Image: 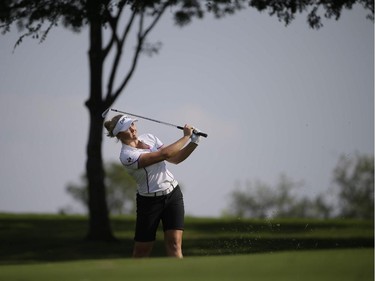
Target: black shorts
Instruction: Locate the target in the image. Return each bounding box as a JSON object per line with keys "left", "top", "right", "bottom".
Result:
{"left": 134, "top": 185, "right": 185, "bottom": 242}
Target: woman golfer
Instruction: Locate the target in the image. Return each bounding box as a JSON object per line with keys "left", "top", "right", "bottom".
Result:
{"left": 104, "top": 114, "right": 201, "bottom": 258}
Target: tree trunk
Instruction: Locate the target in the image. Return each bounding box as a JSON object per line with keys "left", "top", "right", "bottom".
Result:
{"left": 85, "top": 0, "right": 115, "bottom": 241}
{"left": 85, "top": 109, "right": 114, "bottom": 241}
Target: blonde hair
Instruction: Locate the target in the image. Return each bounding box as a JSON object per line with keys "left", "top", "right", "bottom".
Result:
{"left": 104, "top": 114, "right": 123, "bottom": 138}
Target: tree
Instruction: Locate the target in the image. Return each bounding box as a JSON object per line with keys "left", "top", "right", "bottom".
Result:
{"left": 1, "top": 0, "right": 372, "bottom": 240}
{"left": 227, "top": 175, "right": 332, "bottom": 219}
{"left": 66, "top": 162, "right": 137, "bottom": 215}
{"left": 229, "top": 180, "right": 276, "bottom": 218}
{"left": 333, "top": 153, "right": 374, "bottom": 219}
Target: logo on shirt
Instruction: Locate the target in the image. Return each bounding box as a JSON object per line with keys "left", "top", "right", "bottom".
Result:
{"left": 127, "top": 157, "right": 132, "bottom": 163}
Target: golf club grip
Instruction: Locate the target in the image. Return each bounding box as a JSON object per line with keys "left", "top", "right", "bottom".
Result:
{"left": 177, "top": 126, "right": 208, "bottom": 138}
{"left": 197, "top": 132, "right": 208, "bottom": 138}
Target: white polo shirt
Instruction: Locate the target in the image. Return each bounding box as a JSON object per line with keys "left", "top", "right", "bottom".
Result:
{"left": 119, "top": 134, "right": 177, "bottom": 194}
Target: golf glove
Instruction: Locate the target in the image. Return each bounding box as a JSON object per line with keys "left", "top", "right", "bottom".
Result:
{"left": 191, "top": 128, "right": 201, "bottom": 145}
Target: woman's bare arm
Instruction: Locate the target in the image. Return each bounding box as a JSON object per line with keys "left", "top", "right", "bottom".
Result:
{"left": 138, "top": 125, "right": 193, "bottom": 168}
{"left": 166, "top": 142, "right": 197, "bottom": 164}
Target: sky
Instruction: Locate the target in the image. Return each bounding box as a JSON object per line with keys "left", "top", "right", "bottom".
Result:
{"left": 0, "top": 5, "right": 373, "bottom": 217}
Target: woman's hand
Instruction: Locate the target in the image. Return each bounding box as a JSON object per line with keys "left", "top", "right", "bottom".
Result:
{"left": 183, "top": 124, "right": 194, "bottom": 138}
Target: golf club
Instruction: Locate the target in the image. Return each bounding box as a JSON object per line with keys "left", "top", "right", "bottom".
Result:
{"left": 102, "top": 108, "right": 208, "bottom": 138}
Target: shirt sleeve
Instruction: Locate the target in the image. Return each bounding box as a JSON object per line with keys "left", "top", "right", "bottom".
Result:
{"left": 120, "top": 149, "right": 141, "bottom": 170}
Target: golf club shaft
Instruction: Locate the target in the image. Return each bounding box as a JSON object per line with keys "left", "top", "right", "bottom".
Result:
{"left": 110, "top": 108, "right": 208, "bottom": 138}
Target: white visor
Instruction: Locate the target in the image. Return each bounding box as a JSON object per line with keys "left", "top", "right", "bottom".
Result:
{"left": 112, "top": 115, "right": 137, "bottom": 136}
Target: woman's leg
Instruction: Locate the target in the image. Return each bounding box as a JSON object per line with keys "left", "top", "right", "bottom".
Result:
{"left": 164, "top": 229, "right": 183, "bottom": 258}
{"left": 132, "top": 241, "right": 154, "bottom": 258}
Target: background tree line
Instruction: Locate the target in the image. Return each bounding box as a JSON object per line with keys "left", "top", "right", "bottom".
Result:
{"left": 226, "top": 153, "right": 374, "bottom": 219}
{"left": 64, "top": 153, "right": 373, "bottom": 220}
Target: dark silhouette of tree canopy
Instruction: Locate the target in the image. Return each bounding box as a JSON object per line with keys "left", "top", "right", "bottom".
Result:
{"left": 1, "top": 0, "right": 373, "bottom": 240}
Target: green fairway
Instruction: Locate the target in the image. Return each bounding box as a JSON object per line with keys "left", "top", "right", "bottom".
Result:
{"left": 0, "top": 249, "right": 373, "bottom": 281}
{"left": 0, "top": 214, "right": 373, "bottom": 280}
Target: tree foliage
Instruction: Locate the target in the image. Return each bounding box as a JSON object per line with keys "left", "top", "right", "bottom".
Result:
{"left": 333, "top": 153, "right": 374, "bottom": 219}
{"left": 1, "top": 0, "right": 373, "bottom": 45}
{"left": 66, "top": 162, "right": 137, "bottom": 215}
{"left": 227, "top": 174, "right": 332, "bottom": 219}
{"left": 227, "top": 154, "right": 373, "bottom": 219}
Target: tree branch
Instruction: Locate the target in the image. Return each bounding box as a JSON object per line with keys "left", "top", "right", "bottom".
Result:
{"left": 102, "top": 2, "right": 129, "bottom": 58}
{"left": 105, "top": 7, "right": 138, "bottom": 104}
{"left": 109, "top": 2, "right": 169, "bottom": 104}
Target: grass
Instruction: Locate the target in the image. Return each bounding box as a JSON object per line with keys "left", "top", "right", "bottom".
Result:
{"left": 0, "top": 214, "right": 373, "bottom": 263}
{"left": 0, "top": 249, "right": 373, "bottom": 281}
{"left": 0, "top": 214, "right": 373, "bottom": 281}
